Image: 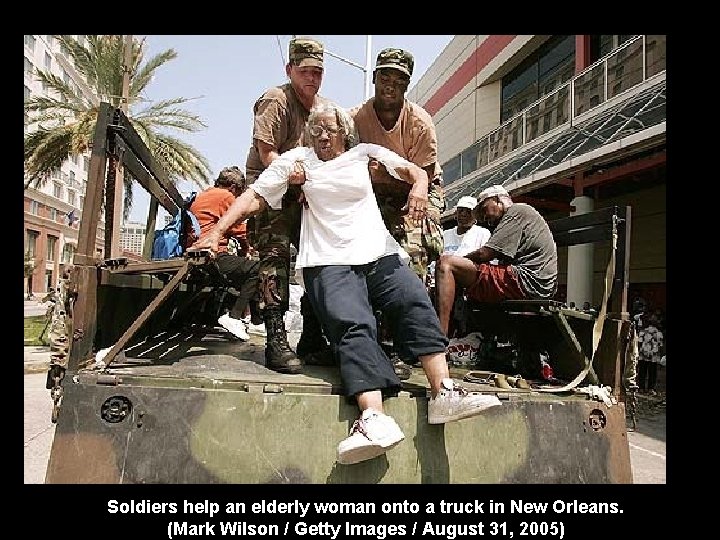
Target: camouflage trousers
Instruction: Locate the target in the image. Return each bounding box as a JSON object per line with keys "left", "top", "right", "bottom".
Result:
{"left": 377, "top": 182, "right": 445, "bottom": 281}
{"left": 248, "top": 186, "right": 303, "bottom": 313}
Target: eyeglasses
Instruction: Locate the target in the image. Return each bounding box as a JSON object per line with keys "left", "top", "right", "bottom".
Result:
{"left": 309, "top": 124, "right": 341, "bottom": 137}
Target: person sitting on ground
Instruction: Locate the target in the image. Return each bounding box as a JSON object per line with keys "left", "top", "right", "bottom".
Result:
{"left": 187, "top": 166, "right": 260, "bottom": 341}
{"left": 435, "top": 185, "right": 558, "bottom": 336}
{"left": 191, "top": 101, "right": 501, "bottom": 465}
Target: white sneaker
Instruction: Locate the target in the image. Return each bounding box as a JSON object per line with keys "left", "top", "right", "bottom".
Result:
{"left": 218, "top": 313, "right": 249, "bottom": 340}
{"left": 246, "top": 322, "right": 267, "bottom": 337}
{"left": 428, "top": 378, "right": 501, "bottom": 424}
{"left": 337, "top": 409, "right": 405, "bottom": 465}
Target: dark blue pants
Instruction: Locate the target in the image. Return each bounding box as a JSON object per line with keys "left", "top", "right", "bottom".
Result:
{"left": 302, "top": 255, "right": 448, "bottom": 397}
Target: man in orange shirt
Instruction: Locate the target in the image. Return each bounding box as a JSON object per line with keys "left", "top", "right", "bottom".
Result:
{"left": 188, "top": 166, "right": 260, "bottom": 340}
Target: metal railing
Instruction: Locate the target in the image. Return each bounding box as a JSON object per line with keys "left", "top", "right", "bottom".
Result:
{"left": 442, "top": 35, "right": 666, "bottom": 186}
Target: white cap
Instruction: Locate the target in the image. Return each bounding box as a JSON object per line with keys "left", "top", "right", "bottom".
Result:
{"left": 455, "top": 196, "right": 478, "bottom": 210}
{"left": 476, "top": 184, "right": 509, "bottom": 204}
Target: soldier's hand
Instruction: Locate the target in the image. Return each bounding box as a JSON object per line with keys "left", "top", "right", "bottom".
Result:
{"left": 401, "top": 194, "right": 428, "bottom": 226}
{"left": 288, "top": 161, "right": 307, "bottom": 185}
{"left": 402, "top": 182, "right": 429, "bottom": 226}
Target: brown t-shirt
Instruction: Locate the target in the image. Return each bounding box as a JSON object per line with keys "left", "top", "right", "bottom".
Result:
{"left": 245, "top": 83, "right": 324, "bottom": 184}
{"left": 350, "top": 98, "right": 442, "bottom": 180}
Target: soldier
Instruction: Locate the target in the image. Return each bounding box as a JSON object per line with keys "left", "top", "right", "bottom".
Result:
{"left": 244, "top": 36, "right": 332, "bottom": 374}
{"left": 350, "top": 47, "right": 446, "bottom": 377}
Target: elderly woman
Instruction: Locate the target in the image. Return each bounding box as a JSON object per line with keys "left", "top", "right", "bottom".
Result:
{"left": 192, "top": 101, "right": 500, "bottom": 465}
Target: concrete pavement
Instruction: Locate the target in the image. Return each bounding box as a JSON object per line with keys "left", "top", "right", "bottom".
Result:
{"left": 24, "top": 372, "right": 55, "bottom": 484}
{"left": 24, "top": 297, "right": 51, "bottom": 318}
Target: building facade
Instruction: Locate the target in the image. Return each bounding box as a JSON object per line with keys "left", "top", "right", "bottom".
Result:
{"left": 120, "top": 222, "right": 147, "bottom": 257}
{"left": 409, "top": 35, "right": 666, "bottom": 312}
{"left": 24, "top": 35, "right": 104, "bottom": 296}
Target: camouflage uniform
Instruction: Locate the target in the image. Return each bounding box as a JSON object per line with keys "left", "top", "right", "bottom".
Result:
{"left": 245, "top": 38, "right": 325, "bottom": 315}
{"left": 245, "top": 37, "right": 329, "bottom": 373}
{"left": 376, "top": 182, "right": 445, "bottom": 281}
{"left": 353, "top": 48, "right": 445, "bottom": 282}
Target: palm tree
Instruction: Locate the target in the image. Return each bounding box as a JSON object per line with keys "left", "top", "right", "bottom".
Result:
{"left": 23, "top": 35, "right": 212, "bottom": 217}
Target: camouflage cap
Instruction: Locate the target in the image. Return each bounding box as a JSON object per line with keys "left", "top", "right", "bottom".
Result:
{"left": 289, "top": 37, "right": 324, "bottom": 68}
{"left": 375, "top": 48, "right": 414, "bottom": 78}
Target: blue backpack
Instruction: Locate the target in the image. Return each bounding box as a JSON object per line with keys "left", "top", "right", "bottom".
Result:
{"left": 151, "top": 193, "right": 201, "bottom": 260}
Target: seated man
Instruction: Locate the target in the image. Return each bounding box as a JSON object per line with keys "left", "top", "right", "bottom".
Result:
{"left": 192, "top": 101, "right": 500, "bottom": 465}
{"left": 435, "top": 185, "right": 558, "bottom": 336}
{"left": 441, "top": 195, "right": 491, "bottom": 337}
{"left": 188, "top": 166, "right": 260, "bottom": 341}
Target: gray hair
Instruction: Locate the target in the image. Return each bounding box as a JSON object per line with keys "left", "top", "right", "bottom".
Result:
{"left": 303, "top": 101, "right": 359, "bottom": 150}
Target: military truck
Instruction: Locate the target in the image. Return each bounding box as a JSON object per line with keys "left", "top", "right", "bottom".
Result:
{"left": 43, "top": 103, "right": 634, "bottom": 484}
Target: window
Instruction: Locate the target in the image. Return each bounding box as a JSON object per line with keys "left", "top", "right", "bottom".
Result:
{"left": 24, "top": 85, "right": 31, "bottom": 102}
{"left": 67, "top": 190, "right": 76, "bottom": 206}
{"left": 590, "top": 35, "right": 638, "bottom": 64}
{"left": 24, "top": 57, "right": 33, "bottom": 75}
{"left": 47, "top": 236, "right": 57, "bottom": 261}
{"left": 645, "top": 35, "right": 666, "bottom": 78}
{"left": 49, "top": 208, "right": 57, "bottom": 221}
{"left": 45, "top": 270, "right": 54, "bottom": 291}
{"left": 30, "top": 201, "right": 39, "bottom": 215}
{"left": 501, "top": 35, "right": 575, "bottom": 123}
{"left": 46, "top": 35, "right": 55, "bottom": 48}
{"left": 26, "top": 230, "right": 38, "bottom": 257}
{"left": 441, "top": 155, "right": 462, "bottom": 186}
{"left": 24, "top": 35, "right": 36, "bottom": 52}
{"left": 62, "top": 68, "right": 70, "bottom": 85}
{"left": 83, "top": 157, "right": 89, "bottom": 172}
{"left": 53, "top": 182, "right": 62, "bottom": 199}
{"left": 69, "top": 171, "right": 76, "bottom": 187}
{"left": 44, "top": 52, "right": 52, "bottom": 70}
{"left": 62, "top": 243, "right": 75, "bottom": 264}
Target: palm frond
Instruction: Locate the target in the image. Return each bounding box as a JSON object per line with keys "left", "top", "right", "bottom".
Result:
{"left": 24, "top": 35, "right": 213, "bottom": 209}
{"left": 24, "top": 126, "right": 74, "bottom": 189}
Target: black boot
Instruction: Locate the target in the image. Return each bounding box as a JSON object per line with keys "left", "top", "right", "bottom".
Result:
{"left": 296, "top": 294, "right": 335, "bottom": 366}
{"left": 264, "top": 307, "right": 302, "bottom": 374}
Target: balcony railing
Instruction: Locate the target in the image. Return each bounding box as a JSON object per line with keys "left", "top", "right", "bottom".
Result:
{"left": 442, "top": 34, "right": 666, "bottom": 187}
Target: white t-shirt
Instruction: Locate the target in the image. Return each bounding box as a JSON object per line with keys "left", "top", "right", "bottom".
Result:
{"left": 442, "top": 225, "right": 490, "bottom": 257}
{"left": 251, "top": 143, "right": 411, "bottom": 283}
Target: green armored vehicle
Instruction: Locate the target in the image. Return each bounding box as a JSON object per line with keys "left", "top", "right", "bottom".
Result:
{"left": 44, "top": 104, "right": 634, "bottom": 484}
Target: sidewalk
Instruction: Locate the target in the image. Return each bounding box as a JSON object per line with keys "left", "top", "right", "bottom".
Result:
{"left": 24, "top": 297, "right": 51, "bottom": 318}
{"left": 24, "top": 346, "right": 52, "bottom": 374}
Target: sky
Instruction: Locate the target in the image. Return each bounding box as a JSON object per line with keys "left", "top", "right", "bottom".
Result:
{"left": 129, "top": 35, "right": 453, "bottom": 224}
